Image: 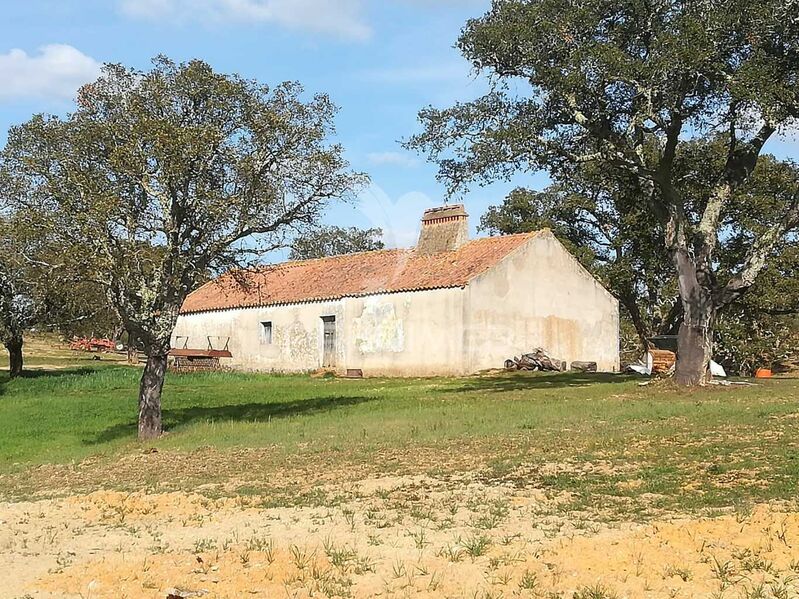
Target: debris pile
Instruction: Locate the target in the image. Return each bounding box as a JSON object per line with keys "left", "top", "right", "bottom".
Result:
{"left": 628, "top": 349, "right": 677, "bottom": 376}
{"left": 69, "top": 337, "right": 120, "bottom": 353}
{"left": 505, "top": 348, "right": 566, "bottom": 372}
{"left": 627, "top": 346, "right": 728, "bottom": 379}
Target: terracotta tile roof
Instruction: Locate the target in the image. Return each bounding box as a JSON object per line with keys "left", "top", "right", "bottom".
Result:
{"left": 180, "top": 232, "right": 539, "bottom": 314}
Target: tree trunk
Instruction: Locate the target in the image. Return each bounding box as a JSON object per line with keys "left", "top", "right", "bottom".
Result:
{"left": 138, "top": 353, "right": 167, "bottom": 440}
{"left": 672, "top": 249, "right": 715, "bottom": 386}
{"left": 5, "top": 337, "right": 23, "bottom": 378}
{"left": 621, "top": 291, "right": 653, "bottom": 354}
{"left": 674, "top": 320, "right": 713, "bottom": 385}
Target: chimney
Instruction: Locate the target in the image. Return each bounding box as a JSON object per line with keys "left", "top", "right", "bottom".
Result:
{"left": 415, "top": 204, "right": 469, "bottom": 255}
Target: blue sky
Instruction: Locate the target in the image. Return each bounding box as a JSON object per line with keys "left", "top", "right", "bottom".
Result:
{"left": 1, "top": 0, "right": 795, "bottom": 250}
{"left": 0, "top": 0, "right": 546, "bottom": 249}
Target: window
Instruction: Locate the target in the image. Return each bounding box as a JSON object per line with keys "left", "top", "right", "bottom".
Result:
{"left": 261, "top": 321, "right": 272, "bottom": 344}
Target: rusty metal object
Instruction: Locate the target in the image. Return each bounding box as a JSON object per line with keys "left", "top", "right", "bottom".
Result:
{"left": 168, "top": 336, "right": 232, "bottom": 373}
{"left": 70, "top": 337, "right": 117, "bottom": 353}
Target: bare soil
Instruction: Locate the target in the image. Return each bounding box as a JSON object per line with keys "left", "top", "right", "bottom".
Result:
{"left": 3, "top": 472, "right": 798, "bottom": 598}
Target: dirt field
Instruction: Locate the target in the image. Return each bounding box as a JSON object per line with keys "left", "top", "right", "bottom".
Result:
{"left": 2, "top": 350, "right": 798, "bottom": 598}
{"left": 3, "top": 470, "right": 799, "bottom": 599}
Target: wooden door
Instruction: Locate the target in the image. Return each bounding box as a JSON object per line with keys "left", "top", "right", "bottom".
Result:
{"left": 322, "top": 316, "right": 336, "bottom": 367}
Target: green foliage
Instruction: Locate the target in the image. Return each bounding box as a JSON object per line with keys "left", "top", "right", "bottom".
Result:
{"left": 408, "top": 0, "right": 799, "bottom": 380}
{"left": 2, "top": 55, "right": 366, "bottom": 352}
{"left": 289, "top": 225, "right": 384, "bottom": 260}
{"left": 410, "top": 0, "right": 799, "bottom": 191}
{"left": 715, "top": 246, "right": 799, "bottom": 374}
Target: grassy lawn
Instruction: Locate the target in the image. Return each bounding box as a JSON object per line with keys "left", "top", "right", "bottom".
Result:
{"left": 3, "top": 353, "right": 799, "bottom": 598}
{"left": 1, "top": 356, "right": 797, "bottom": 516}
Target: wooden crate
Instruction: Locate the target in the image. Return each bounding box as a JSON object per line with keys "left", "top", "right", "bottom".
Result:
{"left": 648, "top": 349, "right": 676, "bottom": 374}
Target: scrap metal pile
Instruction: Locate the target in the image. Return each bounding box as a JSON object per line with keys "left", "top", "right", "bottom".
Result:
{"left": 69, "top": 337, "right": 120, "bottom": 353}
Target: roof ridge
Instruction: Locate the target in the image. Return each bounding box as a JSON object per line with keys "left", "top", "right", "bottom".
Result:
{"left": 181, "top": 230, "right": 541, "bottom": 314}
{"left": 470, "top": 230, "right": 543, "bottom": 241}
{"left": 256, "top": 247, "right": 408, "bottom": 272}
{"left": 247, "top": 232, "right": 543, "bottom": 273}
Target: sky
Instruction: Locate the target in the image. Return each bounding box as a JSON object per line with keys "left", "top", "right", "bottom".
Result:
{"left": 1, "top": 0, "right": 796, "bottom": 251}
{"left": 0, "top": 0, "right": 546, "bottom": 250}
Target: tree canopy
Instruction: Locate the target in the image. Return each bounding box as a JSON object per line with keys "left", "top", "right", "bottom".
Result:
{"left": 289, "top": 225, "right": 384, "bottom": 260}
{"left": 408, "top": 0, "right": 799, "bottom": 384}
{"left": 2, "top": 56, "right": 366, "bottom": 436}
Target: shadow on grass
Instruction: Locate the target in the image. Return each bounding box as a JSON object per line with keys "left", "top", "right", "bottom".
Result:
{"left": 88, "top": 394, "right": 377, "bottom": 445}
{"left": 15, "top": 367, "right": 101, "bottom": 379}
{"left": 0, "top": 366, "right": 103, "bottom": 396}
{"left": 447, "top": 371, "right": 636, "bottom": 393}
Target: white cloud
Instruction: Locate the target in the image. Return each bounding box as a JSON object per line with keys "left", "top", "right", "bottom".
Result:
{"left": 119, "top": 0, "right": 372, "bottom": 41}
{"left": 0, "top": 45, "right": 101, "bottom": 102}
{"left": 366, "top": 151, "right": 419, "bottom": 168}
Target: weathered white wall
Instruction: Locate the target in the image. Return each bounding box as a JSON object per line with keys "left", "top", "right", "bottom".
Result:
{"left": 174, "top": 234, "right": 619, "bottom": 376}
{"left": 342, "top": 288, "right": 465, "bottom": 376}
{"left": 173, "top": 300, "right": 346, "bottom": 372}
{"left": 463, "top": 232, "right": 620, "bottom": 372}
{"left": 172, "top": 287, "right": 466, "bottom": 376}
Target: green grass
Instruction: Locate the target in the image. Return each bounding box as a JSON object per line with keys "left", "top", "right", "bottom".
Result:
{"left": 0, "top": 360, "right": 797, "bottom": 513}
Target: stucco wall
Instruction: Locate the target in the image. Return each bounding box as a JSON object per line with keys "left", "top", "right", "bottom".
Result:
{"left": 173, "top": 233, "right": 619, "bottom": 376}
{"left": 173, "top": 300, "right": 345, "bottom": 372}
{"left": 172, "top": 287, "right": 466, "bottom": 376}
{"left": 342, "top": 288, "right": 465, "bottom": 376}
{"left": 463, "top": 232, "right": 620, "bottom": 372}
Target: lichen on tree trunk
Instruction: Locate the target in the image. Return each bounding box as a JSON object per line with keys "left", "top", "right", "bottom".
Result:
{"left": 138, "top": 353, "right": 167, "bottom": 440}
{"left": 669, "top": 234, "right": 718, "bottom": 385}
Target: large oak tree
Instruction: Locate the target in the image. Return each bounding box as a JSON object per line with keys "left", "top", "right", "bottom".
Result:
{"left": 480, "top": 141, "right": 799, "bottom": 373}
{"left": 3, "top": 57, "right": 366, "bottom": 437}
{"left": 408, "top": 0, "right": 799, "bottom": 384}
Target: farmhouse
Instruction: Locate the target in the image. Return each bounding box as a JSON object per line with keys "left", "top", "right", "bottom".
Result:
{"left": 173, "top": 205, "right": 619, "bottom": 376}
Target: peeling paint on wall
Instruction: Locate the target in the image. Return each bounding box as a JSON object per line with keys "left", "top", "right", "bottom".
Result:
{"left": 353, "top": 298, "right": 405, "bottom": 354}
{"left": 275, "top": 320, "right": 317, "bottom": 363}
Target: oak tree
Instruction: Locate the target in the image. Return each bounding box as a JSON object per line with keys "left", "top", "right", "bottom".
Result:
{"left": 3, "top": 57, "right": 366, "bottom": 436}
{"left": 408, "top": 0, "right": 799, "bottom": 384}
{"left": 289, "top": 225, "right": 384, "bottom": 260}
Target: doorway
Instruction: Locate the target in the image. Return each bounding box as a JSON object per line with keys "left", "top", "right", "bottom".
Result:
{"left": 321, "top": 316, "right": 336, "bottom": 368}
